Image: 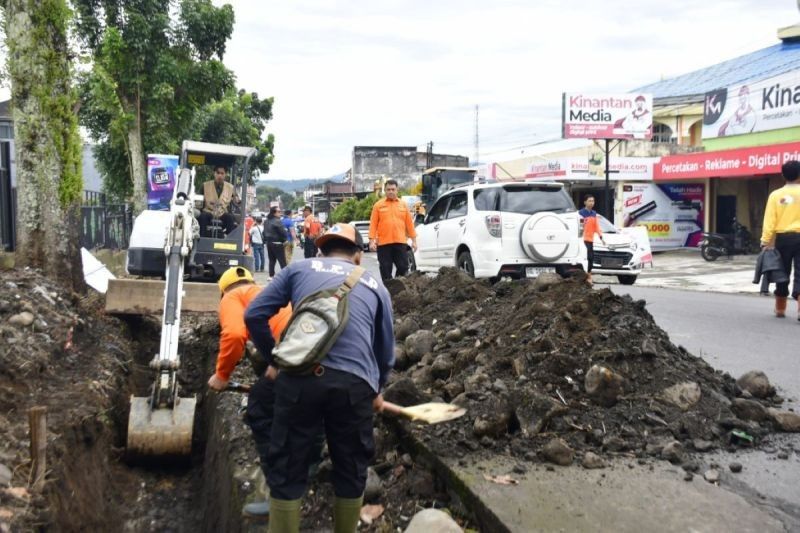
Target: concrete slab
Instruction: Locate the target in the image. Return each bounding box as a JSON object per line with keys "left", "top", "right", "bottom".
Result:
{"left": 450, "top": 456, "right": 789, "bottom": 533}
{"left": 105, "top": 279, "right": 219, "bottom": 314}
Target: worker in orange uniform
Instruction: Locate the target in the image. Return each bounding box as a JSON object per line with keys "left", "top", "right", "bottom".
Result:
{"left": 207, "top": 266, "right": 292, "bottom": 519}
{"left": 578, "top": 195, "right": 605, "bottom": 286}
{"left": 368, "top": 179, "right": 417, "bottom": 280}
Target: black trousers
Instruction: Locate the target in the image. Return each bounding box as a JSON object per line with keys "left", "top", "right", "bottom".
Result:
{"left": 584, "top": 241, "right": 594, "bottom": 273}
{"left": 267, "top": 367, "right": 376, "bottom": 500}
{"left": 198, "top": 211, "right": 235, "bottom": 237}
{"left": 775, "top": 232, "right": 800, "bottom": 299}
{"left": 267, "top": 242, "right": 287, "bottom": 276}
{"left": 303, "top": 238, "right": 318, "bottom": 259}
{"left": 377, "top": 243, "right": 409, "bottom": 280}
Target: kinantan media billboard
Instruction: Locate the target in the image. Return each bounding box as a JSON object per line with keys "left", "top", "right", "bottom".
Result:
{"left": 562, "top": 93, "right": 653, "bottom": 140}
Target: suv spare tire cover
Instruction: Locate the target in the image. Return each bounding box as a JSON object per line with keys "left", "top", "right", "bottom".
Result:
{"left": 519, "top": 213, "right": 571, "bottom": 262}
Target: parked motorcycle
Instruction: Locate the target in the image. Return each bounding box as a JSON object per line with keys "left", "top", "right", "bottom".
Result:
{"left": 700, "top": 219, "right": 758, "bottom": 261}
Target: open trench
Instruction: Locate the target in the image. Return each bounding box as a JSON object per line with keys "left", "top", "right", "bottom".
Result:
{"left": 39, "top": 314, "right": 477, "bottom": 532}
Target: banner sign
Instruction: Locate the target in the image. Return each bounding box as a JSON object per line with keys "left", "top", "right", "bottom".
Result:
{"left": 589, "top": 157, "right": 657, "bottom": 181}
{"left": 146, "top": 154, "right": 179, "bottom": 211}
{"left": 654, "top": 141, "right": 800, "bottom": 180}
{"left": 525, "top": 156, "right": 655, "bottom": 181}
{"left": 703, "top": 70, "right": 800, "bottom": 139}
{"left": 525, "top": 157, "right": 588, "bottom": 179}
{"left": 563, "top": 93, "right": 653, "bottom": 140}
{"left": 621, "top": 182, "right": 704, "bottom": 249}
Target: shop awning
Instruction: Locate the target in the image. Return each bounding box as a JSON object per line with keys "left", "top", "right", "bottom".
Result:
{"left": 654, "top": 141, "right": 800, "bottom": 181}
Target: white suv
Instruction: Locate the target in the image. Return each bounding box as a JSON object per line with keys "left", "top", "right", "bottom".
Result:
{"left": 414, "top": 182, "right": 586, "bottom": 279}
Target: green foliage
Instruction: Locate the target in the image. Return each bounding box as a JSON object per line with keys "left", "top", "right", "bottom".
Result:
{"left": 331, "top": 194, "right": 378, "bottom": 224}
{"left": 255, "top": 184, "right": 294, "bottom": 211}
{"left": 75, "top": 0, "right": 240, "bottom": 201}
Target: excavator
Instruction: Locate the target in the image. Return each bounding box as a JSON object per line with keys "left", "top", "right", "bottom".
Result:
{"left": 105, "top": 140, "right": 257, "bottom": 459}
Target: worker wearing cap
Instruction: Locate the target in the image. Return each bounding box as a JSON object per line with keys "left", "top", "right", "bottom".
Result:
{"left": 245, "top": 223, "right": 395, "bottom": 533}
{"left": 208, "top": 266, "right": 292, "bottom": 519}
{"left": 368, "top": 179, "right": 417, "bottom": 280}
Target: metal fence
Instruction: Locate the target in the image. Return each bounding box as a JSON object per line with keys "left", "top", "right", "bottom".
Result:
{"left": 80, "top": 191, "right": 132, "bottom": 250}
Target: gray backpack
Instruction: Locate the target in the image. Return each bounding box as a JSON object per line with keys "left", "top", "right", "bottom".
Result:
{"left": 272, "top": 266, "right": 365, "bottom": 374}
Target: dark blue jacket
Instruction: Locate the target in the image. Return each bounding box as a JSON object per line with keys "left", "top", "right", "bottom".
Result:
{"left": 244, "top": 257, "right": 395, "bottom": 392}
{"left": 753, "top": 248, "right": 788, "bottom": 286}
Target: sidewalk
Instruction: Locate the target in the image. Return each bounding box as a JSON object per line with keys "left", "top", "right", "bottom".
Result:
{"left": 595, "top": 248, "right": 763, "bottom": 294}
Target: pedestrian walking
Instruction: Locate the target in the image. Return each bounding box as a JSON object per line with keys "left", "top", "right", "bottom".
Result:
{"left": 249, "top": 217, "right": 265, "bottom": 272}
{"left": 302, "top": 205, "right": 323, "bottom": 258}
{"left": 760, "top": 160, "right": 800, "bottom": 319}
{"left": 579, "top": 195, "right": 605, "bottom": 285}
{"left": 207, "top": 266, "right": 292, "bottom": 519}
{"left": 368, "top": 180, "right": 417, "bottom": 280}
{"left": 282, "top": 209, "right": 298, "bottom": 264}
{"left": 244, "top": 223, "right": 395, "bottom": 533}
{"left": 265, "top": 207, "right": 288, "bottom": 277}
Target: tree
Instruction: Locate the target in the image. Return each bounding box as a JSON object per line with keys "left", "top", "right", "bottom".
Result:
{"left": 75, "top": 0, "right": 235, "bottom": 212}
{"left": 255, "top": 185, "right": 293, "bottom": 212}
{"left": 330, "top": 195, "right": 378, "bottom": 223}
{"left": 3, "top": 0, "right": 84, "bottom": 289}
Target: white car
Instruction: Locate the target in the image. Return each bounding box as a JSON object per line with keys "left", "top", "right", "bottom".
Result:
{"left": 590, "top": 215, "right": 652, "bottom": 285}
{"left": 414, "top": 182, "right": 586, "bottom": 279}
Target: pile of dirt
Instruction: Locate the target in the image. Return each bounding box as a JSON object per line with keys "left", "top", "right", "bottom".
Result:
{"left": 385, "top": 269, "right": 793, "bottom": 469}
{"left": 0, "top": 268, "right": 215, "bottom": 532}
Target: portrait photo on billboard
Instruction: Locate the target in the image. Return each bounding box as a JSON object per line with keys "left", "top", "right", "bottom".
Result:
{"left": 562, "top": 93, "right": 653, "bottom": 140}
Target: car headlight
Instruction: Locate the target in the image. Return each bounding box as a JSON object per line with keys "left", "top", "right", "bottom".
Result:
{"left": 630, "top": 242, "right": 638, "bottom": 251}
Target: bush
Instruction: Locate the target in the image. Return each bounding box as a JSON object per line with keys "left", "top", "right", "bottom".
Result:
{"left": 331, "top": 194, "right": 378, "bottom": 223}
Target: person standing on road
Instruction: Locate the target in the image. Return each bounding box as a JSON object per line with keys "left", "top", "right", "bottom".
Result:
{"left": 282, "top": 209, "right": 298, "bottom": 264}
{"left": 265, "top": 207, "right": 288, "bottom": 277}
{"left": 368, "top": 180, "right": 417, "bottom": 280}
{"left": 579, "top": 195, "right": 605, "bottom": 286}
{"left": 249, "top": 217, "right": 265, "bottom": 272}
{"left": 207, "top": 266, "right": 292, "bottom": 519}
{"left": 302, "top": 205, "right": 323, "bottom": 258}
{"left": 244, "top": 223, "right": 395, "bottom": 533}
{"left": 760, "top": 160, "right": 800, "bottom": 319}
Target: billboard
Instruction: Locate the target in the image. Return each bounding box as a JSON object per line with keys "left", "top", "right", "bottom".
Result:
{"left": 525, "top": 156, "right": 656, "bottom": 181}
{"left": 703, "top": 70, "right": 800, "bottom": 139}
{"left": 621, "top": 182, "right": 704, "bottom": 250}
{"left": 563, "top": 93, "right": 653, "bottom": 140}
{"left": 146, "top": 154, "right": 179, "bottom": 211}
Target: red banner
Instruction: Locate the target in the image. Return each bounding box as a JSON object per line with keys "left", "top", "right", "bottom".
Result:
{"left": 655, "top": 141, "right": 800, "bottom": 181}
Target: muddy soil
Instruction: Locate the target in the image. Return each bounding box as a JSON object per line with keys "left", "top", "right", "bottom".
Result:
{"left": 384, "top": 269, "right": 786, "bottom": 468}
{"left": 0, "top": 268, "right": 220, "bottom": 532}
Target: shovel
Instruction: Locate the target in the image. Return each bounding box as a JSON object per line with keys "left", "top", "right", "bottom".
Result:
{"left": 382, "top": 401, "right": 466, "bottom": 425}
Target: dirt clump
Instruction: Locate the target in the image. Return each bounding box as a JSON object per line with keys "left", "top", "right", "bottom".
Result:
{"left": 385, "top": 268, "right": 784, "bottom": 468}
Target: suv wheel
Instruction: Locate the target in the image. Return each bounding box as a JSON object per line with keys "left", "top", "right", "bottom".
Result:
{"left": 457, "top": 251, "right": 475, "bottom": 277}
{"left": 519, "top": 213, "right": 572, "bottom": 262}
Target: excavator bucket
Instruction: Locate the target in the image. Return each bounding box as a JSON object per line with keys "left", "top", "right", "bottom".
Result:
{"left": 106, "top": 279, "right": 220, "bottom": 314}
{"left": 126, "top": 396, "right": 197, "bottom": 459}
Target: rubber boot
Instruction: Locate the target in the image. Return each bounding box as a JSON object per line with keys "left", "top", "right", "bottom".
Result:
{"left": 268, "top": 497, "right": 301, "bottom": 533}
{"left": 775, "top": 296, "right": 787, "bottom": 318}
{"left": 333, "top": 495, "right": 363, "bottom": 533}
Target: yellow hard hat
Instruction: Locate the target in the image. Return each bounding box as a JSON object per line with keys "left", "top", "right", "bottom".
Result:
{"left": 218, "top": 266, "right": 254, "bottom": 294}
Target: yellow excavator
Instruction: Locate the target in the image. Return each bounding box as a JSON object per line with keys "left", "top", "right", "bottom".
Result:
{"left": 106, "top": 140, "right": 257, "bottom": 459}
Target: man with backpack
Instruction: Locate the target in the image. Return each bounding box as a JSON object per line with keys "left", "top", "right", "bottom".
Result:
{"left": 302, "top": 205, "right": 322, "bottom": 258}
{"left": 244, "top": 223, "right": 395, "bottom": 533}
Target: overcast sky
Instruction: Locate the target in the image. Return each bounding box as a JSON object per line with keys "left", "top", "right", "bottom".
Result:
{"left": 3, "top": 1, "right": 798, "bottom": 181}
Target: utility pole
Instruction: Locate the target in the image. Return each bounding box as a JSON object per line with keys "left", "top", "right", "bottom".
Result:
{"left": 474, "top": 105, "right": 480, "bottom": 165}
{"left": 426, "top": 141, "right": 434, "bottom": 169}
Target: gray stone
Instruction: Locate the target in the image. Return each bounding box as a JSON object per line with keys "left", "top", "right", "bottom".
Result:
{"left": 533, "top": 272, "right": 562, "bottom": 291}
{"left": 473, "top": 410, "right": 510, "bottom": 438}
{"left": 542, "top": 438, "right": 574, "bottom": 466}
{"left": 581, "top": 452, "right": 606, "bottom": 469}
{"left": 584, "top": 365, "right": 625, "bottom": 407}
{"left": 443, "top": 381, "right": 464, "bottom": 401}
{"left": 0, "top": 463, "right": 11, "bottom": 487}
{"left": 405, "top": 330, "right": 436, "bottom": 362}
{"left": 491, "top": 379, "right": 508, "bottom": 394}
{"left": 475, "top": 353, "right": 490, "bottom": 366}
{"left": 703, "top": 469, "right": 720, "bottom": 484}
{"left": 731, "top": 398, "right": 770, "bottom": 422}
{"left": 395, "top": 317, "right": 421, "bottom": 341}
{"left": 640, "top": 338, "right": 658, "bottom": 357}
{"left": 404, "top": 509, "right": 463, "bottom": 533}
{"left": 364, "top": 467, "right": 383, "bottom": 501}
{"left": 736, "top": 371, "right": 775, "bottom": 399}
{"left": 444, "top": 328, "right": 464, "bottom": 343}
{"left": 692, "top": 439, "right": 716, "bottom": 452}
{"left": 767, "top": 409, "right": 800, "bottom": 432}
{"left": 431, "top": 355, "right": 454, "bottom": 380}
{"left": 661, "top": 441, "right": 685, "bottom": 464}
{"left": 394, "top": 345, "right": 410, "bottom": 371}
{"left": 512, "top": 357, "right": 527, "bottom": 377}
{"left": 661, "top": 382, "right": 702, "bottom": 411}
{"left": 729, "top": 462, "right": 743, "bottom": 473}
{"left": 8, "top": 312, "right": 34, "bottom": 327}
{"left": 464, "top": 372, "right": 491, "bottom": 394}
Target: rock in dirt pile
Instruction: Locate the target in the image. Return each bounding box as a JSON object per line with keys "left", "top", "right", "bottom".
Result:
{"left": 384, "top": 269, "right": 800, "bottom": 467}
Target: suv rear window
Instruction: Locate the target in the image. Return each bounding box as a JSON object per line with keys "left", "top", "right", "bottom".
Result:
{"left": 473, "top": 185, "right": 574, "bottom": 215}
